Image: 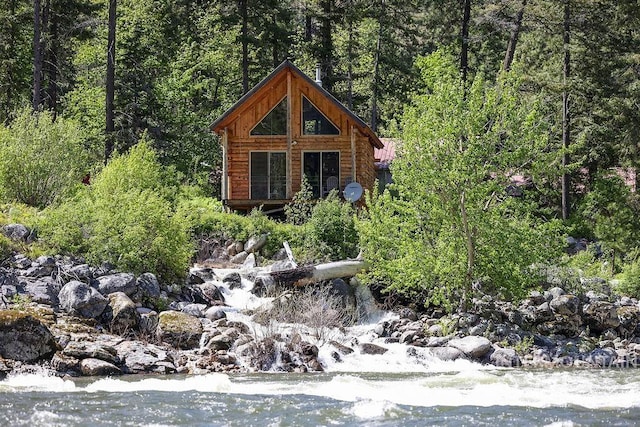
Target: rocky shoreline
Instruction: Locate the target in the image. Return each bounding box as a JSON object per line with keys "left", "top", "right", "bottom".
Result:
{"left": 2, "top": 224, "right": 640, "bottom": 379}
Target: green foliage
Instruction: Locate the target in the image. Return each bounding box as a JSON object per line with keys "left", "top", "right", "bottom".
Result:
{"left": 39, "top": 140, "right": 192, "bottom": 282}
{"left": 576, "top": 175, "right": 640, "bottom": 270}
{"left": 358, "top": 51, "right": 563, "bottom": 310}
{"left": 0, "top": 109, "right": 93, "bottom": 208}
{"left": 301, "top": 192, "right": 359, "bottom": 262}
{"left": 0, "top": 234, "right": 12, "bottom": 263}
{"left": 284, "top": 175, "right": 314, "bottom": 225}
{"left": 617, "top": 251, "right": 640, "bottom": 299}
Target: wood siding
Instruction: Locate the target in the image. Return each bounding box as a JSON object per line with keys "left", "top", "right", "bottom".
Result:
{"left": 216, "top": 63, "right": 379, "bottom": 204}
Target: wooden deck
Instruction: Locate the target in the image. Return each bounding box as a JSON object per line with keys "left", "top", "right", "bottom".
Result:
{"left": 224, "top": 199, "right": 291, "bottom": 213}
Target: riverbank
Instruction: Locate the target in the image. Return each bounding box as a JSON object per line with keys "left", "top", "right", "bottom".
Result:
{"left": 2, "top": 226, "right": 640, "bottom": 379}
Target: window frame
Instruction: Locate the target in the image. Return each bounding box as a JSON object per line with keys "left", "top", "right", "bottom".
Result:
{"left": 249, "top": 151, "right": 288, "bottom": 200}
{"left": 302, "top": 150, "right": 341, "bottom": 198}
{"left": 249, "top": 96, "right": 288, "bottom": 137}
{"left": 300, "top": 95, "right": 340, "bottom": 136}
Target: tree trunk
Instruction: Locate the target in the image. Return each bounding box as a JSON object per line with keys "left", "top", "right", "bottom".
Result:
{"left": 45, "top": 2, "right": 58, "bottom": 117}
{"left": 503, "top": 0, "right": 526, "bottom": 72}
{"left": 318, "top": 0, "right": 333, "bottom": 92}
{"left": 460, "top": 0, "right": 471, "bottom": 90}
{"left": 561, "top": 0, "right": 571, "bottom": 220}
{"left": 240, "top": 0, "right": 249, "bottom": 94}
{"left": 105, "top": 0, "right": 116, "bottom": 163}
{"left": 270, "top": 260, "right": 368, "bottom": 287}
{"left": 32, "top": 0, "right": 43, "bottom": 111}
{"left": 370, "top": 20, "right": 381, "bottom": 132}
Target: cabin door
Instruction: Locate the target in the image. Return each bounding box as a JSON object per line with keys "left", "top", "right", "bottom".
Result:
{"left": 250, "top": 152, "right": 287, "bottom": 199}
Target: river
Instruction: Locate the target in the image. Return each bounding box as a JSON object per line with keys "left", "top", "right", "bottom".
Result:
{"left": 2, "top": 267, "right": 640, "bottom": 426}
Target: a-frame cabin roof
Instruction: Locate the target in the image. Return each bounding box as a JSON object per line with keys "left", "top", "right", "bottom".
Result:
{"left": 210, "top": 60, "right": 383, "bottom": 149}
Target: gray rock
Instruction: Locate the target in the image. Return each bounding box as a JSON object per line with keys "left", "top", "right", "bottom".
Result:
{"left": 0, "top": 269, "right": 22, "bottom": 305}
{"left": 360, "top": 343, "right": 388, "bottom": 355}
{"left": 24, "top": 256, "right": 56, "bottom": 278}
{"left": 545, "top": 286, "right": 566, "bottom": 301}
{"left": 25, "top": 279, "right": 59, "bottom": 306}
{"left": 51, "top": 352, "right": 81, "bottom": 374}
{"left": 242, "top": 253, "right": 257, "bottom": 269}
{"left": 617, "top": 305, "right": 640, "bottom": 335}
{"left": 139, "top": 311, "right": 159, "bottom": 337}
{"left": 585, "top": 347, "right": 617, "bottom": 367}
{"left": 330, "top": 341, "right": 354, "bottom": 355}
{"left": 107, "top": 292, "right": 140, "bottom": 334}
{"left": 270, "top": 259, "right": 297, "bottom": 272}
{"left": 550, "top": 294, "right": 580, "bottom": 316}
{"left": 205, "top": 332, "right": 236, "bottom": 351}
{"left": 62, "top": 341, "right": 120, "bottom": 364}
{"left": 64, "top": 263, "right": 93, "bottom": 281}
{"left": 189, "top": 268, "right": 217, "bottom": 284}
{"left": 96, "top": 273, "right": 136, "bottom": 296}
{"left": 115, "top": 341, "right": 175, "bottom": 374}
{"left": 80, "top": 358, "right": 122, "bottom": 376}
{"left": 156, "top": 311, "right": 203, "bottom": 349}
{"left": 1, "top": 224, "right": 34, "bottom": 242}
{"left": 59, "top": 280, "right": 108, "bottom": 318}
{"left": 222, "top": 272, "right": 242, "bottom": 289}
{"left": 428, "top": 346, "right": 463, "bottom": 361}
{"left": 244, "top": 234, "right": 267, "bottom": 253}
{"left": 230, "top": 251, "right": 249, "bottom": 264}
{"left": 489, "top": 347, "right": 521, "bottom": 367}
{"left": 583, "top": 301, "right": 620, "bottom": 333}
{"left": 205, "top": 306, "right": 227, "bottom": 321}
{"left": 198, "top": 283, "right": 225, "bottom": 304}
{"left": 136, "top": 273, "right": 161, "bottom": 299}
{"left": 0, "top": 310, "right": 57, "bottom": 362}
{"left": 181, "top": 303, "right": 206, "bottom": 317}
{"left": 448, "top": 336, "right": 492, "bottom": 359}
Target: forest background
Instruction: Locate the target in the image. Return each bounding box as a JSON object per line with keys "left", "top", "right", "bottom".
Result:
{"left": 1, "top": 0, "right": 640, "bottom": 309}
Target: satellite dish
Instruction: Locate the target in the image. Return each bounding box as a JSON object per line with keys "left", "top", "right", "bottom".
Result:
{"left": 343, "top": 182, "right": 363, "bottom": 202}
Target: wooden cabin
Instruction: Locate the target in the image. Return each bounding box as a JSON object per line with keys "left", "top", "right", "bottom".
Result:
{"left": 211, "top": 60, "right": 383, "bottom": 212}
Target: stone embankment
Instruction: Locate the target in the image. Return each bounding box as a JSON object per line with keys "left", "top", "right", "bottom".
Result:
{"left": 2, "top": 223, "right": 640, "bottom": 378}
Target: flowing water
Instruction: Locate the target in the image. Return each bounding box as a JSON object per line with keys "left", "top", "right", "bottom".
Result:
{"left": 2, "top": 269, "right": 640, "bottom": 426}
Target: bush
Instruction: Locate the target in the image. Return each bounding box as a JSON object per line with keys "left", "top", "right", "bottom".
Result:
{"left": 616, "top": 250, "right": 640, "bottom": 298}
{"left": 0, "top": 234, "right": 12, "bottom": 263}
{"left": 0, "top": 108, "right": 94, "bottom": 208}
{"left": 301, "top": 192, "right": 359, "bottom": 262}
{"left": 38, "top": 140, "right": 192, "bottom": 282}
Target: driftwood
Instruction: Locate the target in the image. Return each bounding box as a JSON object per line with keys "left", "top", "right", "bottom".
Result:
{"left": 270, "top": 260, "right": 368, "bottom": 287}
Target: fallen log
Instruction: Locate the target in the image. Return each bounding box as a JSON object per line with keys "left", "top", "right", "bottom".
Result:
{"left": 269, "top": 259, "right": 368, "bottom": 287}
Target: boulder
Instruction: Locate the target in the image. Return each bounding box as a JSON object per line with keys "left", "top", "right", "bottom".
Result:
{"left": 59, "top": 280, "right": 108, "bottom": 318}
{"left": 617, "top": 305, "right": 640, "bottom": 336}
{"left": 115, "top": 341, "right": 175, "bottom": 374}
{"left": 583, "top": 301, "right": 620, "bottom": 333}
{"left": 447, "top": 336, "right": 492, "bottom": 359}
{"left": 62, "top": 341, "right": 120, "bottom": 364}
{"left": 96, "top": 273, "right": 136, "bottom": 296}
{"left": 242, "top": 253, "right": 257, "bottom": 269}
{"left": 0, "top": 310, "right": 57, "bottom": 362}
{"left": 0, "top": 269, "right": 22, "bottom": 306}
{"left": 181, "top": 303, "right": 206, "bottom": 317}
{"left": 360, "top": 343, "right": 388, "bottom": 355}
{"left": 197, "top": 283, "right": 225, "bottom": 304}
{"left": 80, "top": 358, "right": 122, "bottom": 376}
{"left": 139, "top": 310, "right": 159, "bottom": 337}
{"left": 428, "top": 346, "right": 463, "bottom": 361}
{"left": 205, "top": 306, "right": 227, "bottom": 321}
{"left": 107, "top": 292, "right": 140, "bottom": 333}
{"left": 585, "top": 347, "right": 617, "bottom": 367}
{"left": 50, "top": 352, "right": 81, "bottom": 374}
{"left": 488, "top": 347, "right": 521, "bottom": 367}
{"left": 64, "top": 263, "right": 93, "bottom": 281}
{"left": 25, "top": 278, "right": 59, "bottom": 306}
{"left": 549, "top": 294, "right": 580, "bottom": 316}
{"left": 230, "top": 251, "right": 249, "bottom": 264}
{"left": 156, "top": 311, "right": 203, "bottom": 349}
{"left": 244, "top": 235, "right": 267, "bottom": 253}
{"left": 136, "top": 273, "right": 160, "bottom": 300}
{"left": 222, "top": 272, "right": 242, "bottom": 289}
{"left": 1, "top": 223, "right": 34, "bottom": 242}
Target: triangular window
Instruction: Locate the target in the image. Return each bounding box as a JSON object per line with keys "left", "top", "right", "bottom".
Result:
{"left": 251, "top": 97, "right": 287, "bottom": 135}
{"left": 302, "top": 96, "right": 339, "bottom": 135}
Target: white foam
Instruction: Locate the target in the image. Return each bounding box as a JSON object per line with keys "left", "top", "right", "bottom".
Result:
{"left": 1, "top": 373, "right": 78, "bottom": 392}
{"left": 84, "top": 373, "right": 232, "bottom": 393}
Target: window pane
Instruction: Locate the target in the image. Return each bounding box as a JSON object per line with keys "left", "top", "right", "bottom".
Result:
{"left": 251, "top": 152, "right": 268, "bottom": 199}
{"left": 251, "top": 98, "right": 287, "bottom": 135}
{"left": 302, "top": 96, "right": 339, "bottom": 135}
{"left": 270, "top": 152, "right": 287, "bottom": 199}
{"left": 303, "top": 152, "right": 321, "bottom": 198}
{"left": 322, "top": 152, "right": 339, "bottom": 196}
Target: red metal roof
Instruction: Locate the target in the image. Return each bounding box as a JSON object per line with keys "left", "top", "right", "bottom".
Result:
{"left": 374, "top": 138, "right": 397, "bottom": 169}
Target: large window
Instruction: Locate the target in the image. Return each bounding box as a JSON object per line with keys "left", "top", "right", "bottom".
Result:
{"left": 303, "top": 151, "right": 339, "bottom": 198}
{"left": 251, "top": 97, "right": 287, "bottom": 136}
{"left": 251, "top": 152, "right": 287, "bottom": 199}
{"left": 302, "top": 96, "right": 339, "bottom": 135}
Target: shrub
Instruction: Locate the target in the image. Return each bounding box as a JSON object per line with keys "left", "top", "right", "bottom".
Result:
{"left": 616, "top": 250, "right": 640, "bottom": 299}
{"left": 284, "top": 175, "right": 314, "bottom": 225}
{"left": 302, "top": 191, "right": 359, "bottom": 262}
{"left": 38, "top": 140, "right": 192, "bottom": 282}
{"left": 0, "top": 234, "right": 12, "bottom": 263}
{"left": 0, "top": 108, "right": 94, "bottom": 208}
